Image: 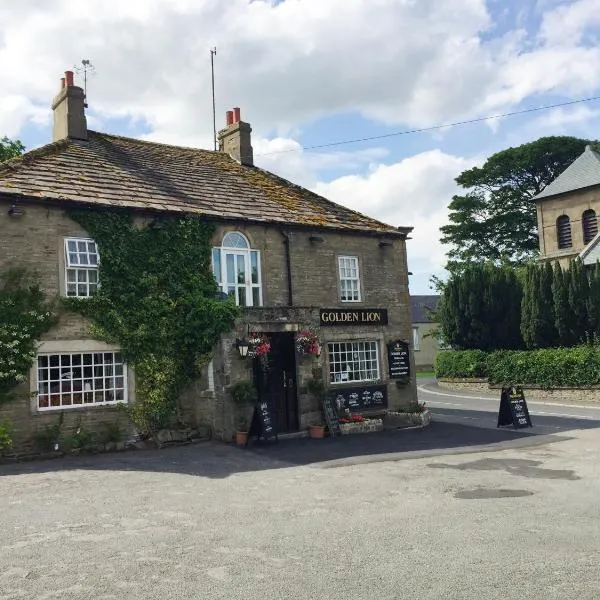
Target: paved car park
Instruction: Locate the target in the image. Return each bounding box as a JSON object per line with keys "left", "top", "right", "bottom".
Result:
{"left": 2, "top": 417, "right": 599, "bottom": 600}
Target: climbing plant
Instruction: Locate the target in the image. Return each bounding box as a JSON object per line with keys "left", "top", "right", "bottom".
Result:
{"left": 0, "top": 268, "right": 57, "bottom": 404}
{"left": 64, "top": 211, "right": 239, "bottom": 437}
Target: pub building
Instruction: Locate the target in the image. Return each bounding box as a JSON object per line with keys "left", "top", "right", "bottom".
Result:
{"left": 0, "top": 76, "right": 416, "bottom": 450}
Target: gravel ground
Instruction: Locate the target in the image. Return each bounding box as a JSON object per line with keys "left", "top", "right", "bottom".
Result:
{"left": 1, "top": 428, "right": 599, "bottom": 600}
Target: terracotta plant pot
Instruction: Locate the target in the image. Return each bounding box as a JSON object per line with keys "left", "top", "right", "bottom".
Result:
{"left": 308, "top": 425, "right": 325, "bottom": 439}
{"left": 235, "top": 430, "right": 249, "bottom": 447}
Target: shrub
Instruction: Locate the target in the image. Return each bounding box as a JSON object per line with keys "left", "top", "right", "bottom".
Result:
{"left": 436, "top": 346, "right": 600, "bottom": 388}
{"left": 0, "top": 419, "right": 13, "bottom": 454}
{"left": 435, "top": 350, "right": 489, "bottom": 379}
{"left": 487, "top": 346, "right": 600, "bottom": 388}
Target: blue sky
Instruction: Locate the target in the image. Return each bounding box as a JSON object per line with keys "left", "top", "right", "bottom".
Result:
{"left": 3, "top": 0, "right": 600, "bottom": 293}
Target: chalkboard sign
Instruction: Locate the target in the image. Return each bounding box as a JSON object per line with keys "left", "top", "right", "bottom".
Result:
{"left": 321, "top": 395, "right": 340, "bottom": 438}
{"left": 331, "top": 385, "right": 387, "bottom": 413}
{"left": 497, "top": 387, "right": 533, "bottom": 429}
{"left": 247, "top": 400, "right": 278, "bottom": 444}
{"left": 387, "top": 340, "right": 410, "bottom": 379}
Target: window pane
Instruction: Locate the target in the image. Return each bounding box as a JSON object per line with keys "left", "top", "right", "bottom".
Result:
{"left": 252, "top": 287, "right": 260, "bottom": 307}
{"left": 238, "top": 286, "right": 247, "bottom": 307}
{"left": 236, "top": 254, "right": 246, "bottom": 285}
{"left": 222, "top": 232, "right": 249, "bottom": 249}
{"left": 251, "top": 251, "right": 259, "bottom": 284}
{"left": 226, "top": 254, "right": 235, "bottom": 285}
{"left": 212, "top": 249, "right": 221, "bottom": 283}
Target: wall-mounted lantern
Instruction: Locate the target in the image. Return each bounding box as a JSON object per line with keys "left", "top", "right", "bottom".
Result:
{"left": 378, "top": 239, "right": 393, "bottom": 248}
{"left": 309, "top": 235, "right": 325, "bottom": 243}
{"left": 236, "top": 338, "right": 249, "bottom": 358}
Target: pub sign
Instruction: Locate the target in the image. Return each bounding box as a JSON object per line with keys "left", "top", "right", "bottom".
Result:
{"left": 320, "top": 308, "right": 388, "bottom": 327}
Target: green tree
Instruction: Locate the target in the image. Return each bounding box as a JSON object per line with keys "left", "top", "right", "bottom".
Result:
{"left": 552, "top": 262, "right": 571, "bottom": 345}
{"left": 440, "top": 136, "right": 593, "bottom": 272}
{"left": 522, "top": 262, "right": 557, "bottom": 348}
{"left": 587, "top": 262, "right": 600, "bottom": 339}
{"left": 568, "top": 259, "right": 590, "bottom": 344}
{"left": 437, "top": 263, "right": 523, "bottom": 350}
{"left": 0, "top": 136, "right": 25, "bottom": 163}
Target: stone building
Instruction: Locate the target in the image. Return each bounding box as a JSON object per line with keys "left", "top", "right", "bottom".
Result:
{"left": 0, "top": 71, "right": 415, "bottom": 452}
{"left": 535, "top": 144, "right": 600, "bottom": 266}
{"left": 410, "top": 295, "right": 440, "bottom": 371}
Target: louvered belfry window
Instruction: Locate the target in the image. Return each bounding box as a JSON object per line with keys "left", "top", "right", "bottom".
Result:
{"left": 582, "top": 209, "right": 598, "bottom": 244}
{"left": 556, "top": 215, "right": 572, "bottom": 249}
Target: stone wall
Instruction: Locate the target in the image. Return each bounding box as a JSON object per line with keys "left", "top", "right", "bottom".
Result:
{"left": 1, "top": 201, "right": 415, "bottom": 452}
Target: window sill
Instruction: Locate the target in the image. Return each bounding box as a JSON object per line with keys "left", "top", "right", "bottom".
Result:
{"left": 36, "top": 400, "right": 127, "bottom": 412}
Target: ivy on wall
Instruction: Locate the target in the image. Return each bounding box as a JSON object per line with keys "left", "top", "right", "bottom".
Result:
{"left": 65, "top": 211, "right": 239, "bottom": 437}
{"left": 0, "top": 268, "right": 56, "bottom": 405}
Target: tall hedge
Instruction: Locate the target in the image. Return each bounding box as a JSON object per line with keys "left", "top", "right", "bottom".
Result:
{"left": 437, "top": 263, "right": 523, "bottom": 350}
{"left": 435, "top": 347, "right": 600, "bottom": 388}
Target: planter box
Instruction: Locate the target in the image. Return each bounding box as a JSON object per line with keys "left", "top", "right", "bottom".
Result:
{"left": 384, "top": 409, "right": 431, "bottom": 429}
{"left": 339, "top": 419, "right": 383, "bottom": 435}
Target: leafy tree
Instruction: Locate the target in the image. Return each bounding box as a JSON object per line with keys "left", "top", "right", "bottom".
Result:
{"left": 552, "top": 262, "right": 570, "bottom": 345}
{"left": 440, "top": 136, "right": 593, "bottom": 272}
{"left": 568, "top": 259, "right": 590, "bottom": 344}
{"left": 437, "top": 263, "right": 523, "bottom": 350}
{"left": 0, "top": 136, "right": 25, "bottom": 163}
{"left": 587, "top": 262, "right": 600, "bottom": 338}
{"left": 521, "top": 261, "right": 556, "bottom": 348}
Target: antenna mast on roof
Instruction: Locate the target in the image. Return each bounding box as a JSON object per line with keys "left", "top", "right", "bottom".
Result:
{"left": 73, "top": 59, "right": 96, "bottom": 108}
{"left": 210, "top": 47, "right": 217, "bottom": 151}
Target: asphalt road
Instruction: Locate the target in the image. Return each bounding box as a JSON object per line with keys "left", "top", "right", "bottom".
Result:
{"left": 417, "top": 378, "right": 600, "bottom": 435}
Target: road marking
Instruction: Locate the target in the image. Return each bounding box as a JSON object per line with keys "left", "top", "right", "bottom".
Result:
{"left": 533, "top": 411, "right": 597, "bottom": 420}
{"left": 418, "top": 384, "right": 600, "bottom": 411}
{"left": 427, "top": 401, "right": 464, "bottom": 406}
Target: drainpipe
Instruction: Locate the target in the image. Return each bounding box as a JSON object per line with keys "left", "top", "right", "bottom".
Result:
{"left": 280, "top": 230, "right": 294, "bottom": 306}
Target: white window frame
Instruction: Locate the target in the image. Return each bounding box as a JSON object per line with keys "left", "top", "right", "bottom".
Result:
{"left": 64, "top": 237, "right": 100, "bottom": 298}
{"left": 412, "top": 326, "right": 420, "bottom": 351}
{"left": 212, "top": 232, "right": 262, "bottom": 307}
{"left": 36, "top": 351, "right": 127, "bottom": 411}
{"left": 338, "top": 255, "right": 361, "bottom": 302}
{"left": 327, "top": 340, "right": 380, "bottom": 384}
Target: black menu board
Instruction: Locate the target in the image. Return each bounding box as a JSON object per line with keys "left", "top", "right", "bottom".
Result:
{"left": 248, "top": 400, "right": 278, "bottom": 444}
{"left": 497, "top": 387, "right": 533, "bottom": 429}
{"left": 387, "top": 340, "right": 410, "bottom": 379}
{"left": 321, "top": 395, "right": 340, "bottom": 438}
{"left": 331, "top": 385, "right": 387, "bottom": 413}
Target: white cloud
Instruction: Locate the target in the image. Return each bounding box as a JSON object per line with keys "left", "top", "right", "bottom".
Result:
{"left": 310, "top": 150, "right": 477, "bottom": 276}
{"left": 1, "top": 0, "right": 600, "bottom": 142}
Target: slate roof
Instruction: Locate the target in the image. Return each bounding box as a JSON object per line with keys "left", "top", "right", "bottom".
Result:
{"left": 535, "top": 145, "right": 600, "bottom": 201}
{"left": 0, "top": 131, "right": 409, "bottom": 236}
{"left": 410, "top": 295, "right": 440, "bottom": 323}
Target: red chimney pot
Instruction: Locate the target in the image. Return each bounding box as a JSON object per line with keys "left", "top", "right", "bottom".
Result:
{"left": 233, "top": 107, "right": 241, "bottom": 123}
{"left": 226, "top": 110, "right": 234, "bottom": 126}
{"left": 65, "top": 70, "right": 74, "bottom": 87}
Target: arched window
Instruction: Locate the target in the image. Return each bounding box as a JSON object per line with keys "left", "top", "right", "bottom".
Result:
{"left": 582, "top": 209, "right": 598, "bottom": 244}
{"left": 556, "top": 215, "right": 572, "bottom": 249}
{"left": 212, "top": 232, "right": 262, "bottom": 306}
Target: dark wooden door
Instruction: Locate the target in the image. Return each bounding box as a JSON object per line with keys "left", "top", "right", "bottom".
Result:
{"left": 254, "top": 332, "right": 298, "bottom": 434}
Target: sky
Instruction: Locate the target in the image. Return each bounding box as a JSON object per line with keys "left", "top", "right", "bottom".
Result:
{"left": 2, "top": 0, "right": 600, "bottom": 294}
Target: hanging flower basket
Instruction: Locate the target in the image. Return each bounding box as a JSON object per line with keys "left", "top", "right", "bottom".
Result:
{"left": 295, "top": 330, "right": 321, "bottom": 357}
{"left": 247, "top": 332, "right": 271, "bottom": 359}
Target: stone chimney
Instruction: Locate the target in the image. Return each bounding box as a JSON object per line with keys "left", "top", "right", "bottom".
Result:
{"left": 51, "top": 70, "right": 88, "bottom": 142}
{"left": 217, "top": 107, "right": 253, "bottom": 166}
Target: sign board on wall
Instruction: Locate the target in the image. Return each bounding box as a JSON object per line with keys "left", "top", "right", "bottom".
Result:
{"left": 387, "top": 340, "right": 410, "bottom": 379}
{"left": 331, "top": 385, "right": 388, "bottom": 413}
{"left": 319, "top": 308, "right": 388, "bottom": 326}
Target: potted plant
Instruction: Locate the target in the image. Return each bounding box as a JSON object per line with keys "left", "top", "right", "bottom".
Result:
{"left": 229, "top": 380, "right": 258, "bottom": 447}
{"left": 308, "top": 422, "right": 325, "bottom": 439}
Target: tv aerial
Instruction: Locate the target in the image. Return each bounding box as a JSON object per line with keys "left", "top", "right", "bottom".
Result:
{"left": 73, "top": 59, "right": 96, "bottom": 107}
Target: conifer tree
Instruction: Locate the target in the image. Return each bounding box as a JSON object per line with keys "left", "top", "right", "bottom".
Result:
{"left": 552, "top": 262, "right": 571, "bottom": 345}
